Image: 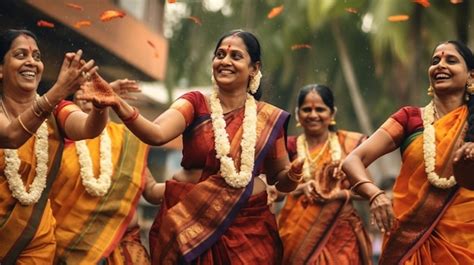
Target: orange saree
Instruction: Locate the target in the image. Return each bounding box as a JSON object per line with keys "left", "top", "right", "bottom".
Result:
{"left": 50, "top": 122, "right": 149, "bottom": 264}
{"left": 149, "top": 91, "right": 289, "bottom": 264}
{"left": 0, "top": 116, "right": 63, "bottom": 265}
{"left": 278, "top": 130, "right": 372, "bottom": 265}
{"left": 379, "top": 105, "right": 474, "bottom": 265}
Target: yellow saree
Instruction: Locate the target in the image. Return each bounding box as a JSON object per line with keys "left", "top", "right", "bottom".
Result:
{"left": 50, "top": 122, "right": 149, "bottom": 264}
{"left": 379, "top": 105, "right": 474, "bottom": 265}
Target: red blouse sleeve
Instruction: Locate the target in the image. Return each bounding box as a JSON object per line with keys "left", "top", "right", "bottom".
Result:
{"left": 54, "top": 100, "right": 81, "bottom": 131}
{"left": 380, "top": 106, "right": 422, "bottom": 145}
{"left": 170, "top": 91, "right": 209, "bottom": 128}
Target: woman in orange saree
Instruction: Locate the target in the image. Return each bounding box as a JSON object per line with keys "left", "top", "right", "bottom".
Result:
{"left": 342, "top": 40, "right": 474, "bottom": 265}
{"left": 278, "top": 84, "right": 372, "bottom": 265}
{"left": 82, "top": 30, "right": 305, "bottom": 264}
{"left": 0, "top": 29, "right": 108, "bottom": 264}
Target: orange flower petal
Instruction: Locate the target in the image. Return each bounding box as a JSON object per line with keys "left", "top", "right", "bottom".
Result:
{"left": 147, "top": 40, "right": 156, "bottom": 49}
{"left": 100, "top": 10, "right": 126, "bottom": 22}
{"left": 168, "top": 0, "right": 176, "bottom": 3}
{"left": 387, "top": 15, "right": 410, "bottom": 22}
{"left": 37, "top": 20, "right": 55, "bottom": 28}
{"left": 291, "top": 44, "right": 312, "bottom": 51}
{"left": 345, "top": 8, "right": 358, "bottom": 14}
{"left": 450, "top": 0, "right": 463, "bottom": 4}
{"left": 187, "top": 16, "right": 202, "bottom": 26}
{"left": 66, "top": 3, "right": 84, "bottom": 11}
{"left": 412, "top": 0, "right": 430, "bottom": 8}
{"left": 74, "top": 20, "right": 92, "bottom": 28}
{"left": 267, "top": 5, "right": 284, "bottom": 19}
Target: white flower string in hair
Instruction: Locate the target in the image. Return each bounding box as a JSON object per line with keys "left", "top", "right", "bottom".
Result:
{"left": 422, "top": 101, "right": 456, "bottom": 189}
{"left": 210, "top": 76, "right": 258, "bottom": 188}
{"left": 296, "top": 133, "right": 342, "bottom": 182}
{"left": 4, "top": 121, "right": 49, "bottom": 205}
{"left": 75, "top": 129, "right": 113, "bottom": 196}
{"left": 248, "top": 70, "right": 262, "bottom": 94}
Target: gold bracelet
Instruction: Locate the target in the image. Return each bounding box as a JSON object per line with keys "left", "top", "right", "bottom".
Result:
{"left": 287, "top": 169, "right": 303, "bottom": 183}
{"left": 42, "top": 95, "right": 53, "bottom": 108}
{"left": 369, "top": 190, "right": 385, "bottom": 205}
{"left": 18, "top": 115, "right": 36, "bottom": 136}
{"left": 350, "top": 179, "right": 373, "bottom": 192}
{"left": 32, "top": 101, "right": 42, "bottom": 118}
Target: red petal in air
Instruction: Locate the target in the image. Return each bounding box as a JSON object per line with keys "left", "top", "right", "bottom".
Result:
{"left": 345, "top": 8, "right": 358, "bottom": 14}
{"left": 66, "top": 3, "right": 84, "bottom": 11}
{"left": 412, "top": 0, "right": 430, "bottom": 8}
{"left": 74, "top": 20, "right": 92, "bottom": 28}
{"left": 387, "top": 15, "right": 410, "bottom": 22}
{"left": 187, "top": 16, "right": 202, "bottom": 26}
{"left": 37, "top": 20, "right": 55, "bottom": 28}
{"left": 291, "top": 44, "right": 312, "bottom": 51}
{"left": 267, "top": 5, "right": 284, "bottom": 19}
{"left": 100, "top": 10, "right": 126, "bottom": 22}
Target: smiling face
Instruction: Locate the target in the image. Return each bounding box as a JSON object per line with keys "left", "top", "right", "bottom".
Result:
{"left": 212, "top": 35, "right": 258, "bottom": 92}
{"left": 0, "top": 34, "right": 44, "bottom": 95}
{"left": 297, "top": 90, "right": 334, "bottom": 137}
{"left": 428, "top": 43, "right": 471, "bottom": 96}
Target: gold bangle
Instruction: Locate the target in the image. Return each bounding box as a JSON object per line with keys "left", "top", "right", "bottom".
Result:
{"left": 42, "top": 95, "right": 53, "bottom": 108}
{"left": 18, "top": 115, "right": 36, "bottom": 136}
{"left": 32, "top": 101, "right": 42, "bottom": 118}
{"left": 350, "top": 179, "right": 373, "bottom": 192}
{"left": 287, "top": 169, "right": 303, "bottom": 183}
{"left": 369, "top": 190, "right": 385, "bottom": 205}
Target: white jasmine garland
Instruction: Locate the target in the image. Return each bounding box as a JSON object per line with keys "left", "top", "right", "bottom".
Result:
{"left": 209, "top": 90, "right": 257, "bottom": 188}
{"left": 75, "top": 129, "right": 113, "bottom": 196}
{"left": 296, "top": 132, "right": 341, "bottom": 182}
{"left": 4, "top": 121, "right": 49, "bottom": 205}
{"left": 422, "top": 101, "right": 456, "bottom": 189}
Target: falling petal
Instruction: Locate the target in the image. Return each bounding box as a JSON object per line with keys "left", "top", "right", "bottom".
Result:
{"left": 450, "top": 0, "right": 463, "bottom": 4}
{"left": 267, "top": 5, "right": 284, "bottom": 19}
{"left": 291, "top": 44, "right": 312, "bottom": 51}
{"left": 37, "top": 20, "right": 55, "bottom": 28}
{"left": 74, "top": 20, "right": 92, "bottom": 28}
{"left": 412, "top": 0, "right": 430, "bottom": 7}
{"left": 168, "top": 0, "right": 176, "bottom": 3}
{"left": 66, "top": 3, "right": 84, "bottom": 11}
{"left": 345, "top": 8, "right": 358, "bottom": 14}
{"left": 147, "top": 40, "right": 156, "bottom": 48}
{"left": 387, "top": 15, "right": 410, "bottom": 22}
{"left": 100, "top": 10, "right": 126, "bottom": 22}
{"left": 187, "top": 16, "right": 202, "bottom": 26}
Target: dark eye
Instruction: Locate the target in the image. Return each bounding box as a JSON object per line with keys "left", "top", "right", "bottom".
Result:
{"left": 301, "top": 107, "right": 312, "bottom": 113}
{"left": 33, "top": 52, "right": 41, "bottom": 61}
{"left": 231, "top": 51, "right": 243, "bottom": 60}
{"left": 315, "top": 107, "right": 327, "bottom": 112}
{"left": 215, "top": 50, "right": 225, "bottom": 59}
{"left": 446, "top": 56, "right": 459, "bottom": 64}
{"left": 431, "top": 56, "right": 440, "bottom": 65}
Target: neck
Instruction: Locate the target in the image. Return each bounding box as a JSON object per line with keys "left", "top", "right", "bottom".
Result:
{"left": 432, "top": 94, "right": 464, "bottom": 118}
{"left": 304, "top": 130, "right": 330, "bottom": 147}
{"left": 2, "top": 90, "right": 36, "bottom": 118}
{"left": 216, "top": 87, "right": 248, "bottom": 113}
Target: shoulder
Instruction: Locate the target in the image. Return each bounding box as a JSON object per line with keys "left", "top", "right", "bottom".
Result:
{"left": 257, "top": 101, "right": 290, "bottom": 116}
{"left": 178, "top": 91, "right": 207, "bottom": 105}
{"left": 391, "top": 106, "right": 421, "bottom": 124}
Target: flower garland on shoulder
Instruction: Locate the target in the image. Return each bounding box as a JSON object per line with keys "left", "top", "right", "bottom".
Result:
{"left": 422, "top": 101, "right": 456, "bottom": 189}
{"left": 75, "top": 129, "right": 113, "bottom": 196}
{"left": 4, "top": 121, "right": 49, "bottom": 205}
{"left": 296, "top": 132, "right": 342, "bottom": 182}
{"left": 209, "top": 88, "right": 257, "bottom": 188}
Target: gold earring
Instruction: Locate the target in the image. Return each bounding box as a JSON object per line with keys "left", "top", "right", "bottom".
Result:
{"left": 467, "top": 83, "right": 474, "bottom": 94}
{"left": 427, "top": 86, "right": 434, "bottom": 97}
{"left": 330, "top": 119, "right": 336, "bottom": 126}
{"left": 466, "top": 93, "right": 471, "bottom": 102}
{"left": 296, "top": 122, "right": 301, "bottom": 127}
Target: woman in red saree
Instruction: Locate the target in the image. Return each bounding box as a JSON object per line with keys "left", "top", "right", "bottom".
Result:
{"left": 0, "top": 29, "right": 109, "bottom": 264}
{"left": 82, "top": 30, "right": 304, "bottom": 264}
{"left": 342, "top": 40, "right": 474, "bottom": 265}
{"left": 278, "top": 84, "right": 372, "bottom": 265}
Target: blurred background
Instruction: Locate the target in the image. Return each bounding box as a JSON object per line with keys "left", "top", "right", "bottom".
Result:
{"left": 1, "top": 0, "right": 472, "bottom": 261}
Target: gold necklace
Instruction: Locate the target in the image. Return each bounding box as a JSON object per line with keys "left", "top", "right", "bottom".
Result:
{"left": 304, "top": 137, "right": 329, "bottom": 164}
{"left": 1, "top": 99, "right": 12, "bottom": 121}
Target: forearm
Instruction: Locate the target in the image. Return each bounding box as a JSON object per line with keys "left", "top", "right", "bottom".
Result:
{"left": 275, "top": 168, "right": 299, "bottom": 193}
{"left": 342, "top": 155, "right": 381, "bottom": 199}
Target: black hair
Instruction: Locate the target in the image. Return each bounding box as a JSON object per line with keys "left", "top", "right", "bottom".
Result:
{"left": 296, "top": 84, "right": 337, "bottom": 132}
{"left": 442, "top": 41, "right": 474, "bottom": 141}
{"left": 0, "top": 29, "right": 39, "bottom": 63}
{"left": 213, "top": 30, "right": 262, "bottom": 100}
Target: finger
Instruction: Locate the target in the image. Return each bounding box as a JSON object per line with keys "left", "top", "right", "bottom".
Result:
{"left": 120, "top": 95, "right": 138, "bottom": 100}
{"left": 80, "top": 59, "right": 95, "bottom": 73}
{"left": 70, "top": 49, "right": 83, "bottom": 68}
{"left": 61, "top": 54, "right": 73, "bottom": 70}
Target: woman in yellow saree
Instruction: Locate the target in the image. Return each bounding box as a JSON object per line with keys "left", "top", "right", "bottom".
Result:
{"left": 342, "top": 40, "right": 474, "bottom": 265}
{"left": 278, "top": 84, "right": 372, "bottom": 265}
{"left": 0, "top": 29, "right": 108, "bottom": 264}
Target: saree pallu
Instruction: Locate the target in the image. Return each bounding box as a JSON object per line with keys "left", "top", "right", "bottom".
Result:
{"left": 379, "top": 105, "right": 474, "bottom": 265}
{"left": 50, "top": 122, "right": 149, "bottom": 264}
{"left": 149, "top": 99, "right": 289, "bottom": 265}
{"left": 279, "top": 131, "right": 372, "bottom": 265}
{"left": 0, "top": 116, "right": 63, "bottom": 265}
{"left": 105, "top": 225, "right": 151, "bottom": 265}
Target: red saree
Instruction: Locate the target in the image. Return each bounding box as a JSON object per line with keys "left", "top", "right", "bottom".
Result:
{"left": 149, "top": 91, "right": 289, "bottom": 264}
{"left": 379, "top": 105, "right": 474, "bottom": 265}
{"left": 278, "top": 131, "right": 372, "bottom": 265}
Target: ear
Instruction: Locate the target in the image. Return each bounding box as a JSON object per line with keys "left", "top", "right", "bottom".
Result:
{"left": 332, "top": 106, "right": 338, "bottom": 118}
{"left": 250, "top": 61, "right": 261, "bottom": 76}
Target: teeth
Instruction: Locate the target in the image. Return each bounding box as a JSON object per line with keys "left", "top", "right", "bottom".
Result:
{"left": 435, "top": 73, "right": 449, "bottom": 79}
{"left": 21, "top": 71, "right": 36, "bottom": 77}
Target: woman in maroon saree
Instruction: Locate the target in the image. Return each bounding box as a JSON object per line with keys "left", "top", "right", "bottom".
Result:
{"left": 83, "top": 30, "right": 304, "bottom": 264}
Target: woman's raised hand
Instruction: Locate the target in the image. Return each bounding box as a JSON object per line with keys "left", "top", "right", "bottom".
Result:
{"left": 109, "top": 79, "right": 141, "bottom": 100}
{"left": 76, "top": 72, "right": 121, "bottom": 108}
{"left": 53, "top": 50, "right": 98, "bottom": 99}
{"left": 369, "top": 192, "right": 395, "bottom": 233}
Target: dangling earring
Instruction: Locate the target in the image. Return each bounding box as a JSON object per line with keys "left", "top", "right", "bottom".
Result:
{"left": 296, "top": 122, "right": 301, "bottom": 127}
{"left": 427, "top": 85, "right": 434, "bottom": 97}
{"left": 465, "top": 93, "right": 470, "bottom": 102}
{"left": 466, "top": 82, "right": 474, "bottom": 94}
{"left": 330, "top": 119, "right": 337, "bottom": 126}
